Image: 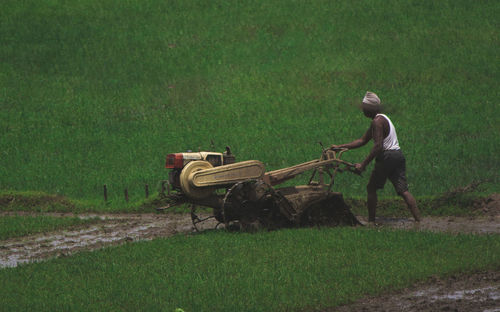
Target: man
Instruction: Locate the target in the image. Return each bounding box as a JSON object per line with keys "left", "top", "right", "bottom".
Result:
{"left": 331, "top": 91, "right": 421, "bottom": 223}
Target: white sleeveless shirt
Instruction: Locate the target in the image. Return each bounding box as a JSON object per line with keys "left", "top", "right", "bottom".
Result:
{"left": 376, "top": 114, "right": 400, "bottom": 151}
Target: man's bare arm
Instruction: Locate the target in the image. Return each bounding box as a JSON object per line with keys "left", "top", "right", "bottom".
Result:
{"left": 358, "top": 116, "right": 385, "bottom": 171}
{"left": 332, "top": 127, "right": 372, "bottom": 150}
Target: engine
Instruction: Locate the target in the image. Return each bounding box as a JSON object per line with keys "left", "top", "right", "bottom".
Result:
{"left": 166, "top": 147, "right": 236, "bottom": 190}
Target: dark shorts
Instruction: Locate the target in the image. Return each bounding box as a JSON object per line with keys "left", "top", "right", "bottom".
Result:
{"left": 368, "top": 150, "right": 409, "bottom": 195}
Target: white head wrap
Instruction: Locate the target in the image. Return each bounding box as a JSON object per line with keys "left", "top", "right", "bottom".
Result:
{"left": 362, "top": 91, "right": 381, "bottom": 111}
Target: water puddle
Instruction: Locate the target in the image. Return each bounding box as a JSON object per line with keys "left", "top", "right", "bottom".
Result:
{"left": 413, "top": 286, "right": 500, "bottom": 301}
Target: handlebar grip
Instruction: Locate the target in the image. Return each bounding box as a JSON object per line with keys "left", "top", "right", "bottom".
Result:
{"left": 330, "top": 147, "right": 349, "bottom": 152}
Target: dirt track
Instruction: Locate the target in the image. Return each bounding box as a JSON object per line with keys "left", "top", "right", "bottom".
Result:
{"left": 357, "top": 215, "right": 500, "bottom": 234}
{"left": 2, "top": 194, "right": 498, "bottom": 268}
{"left": 0, "top": 212, "right": 218, "bottom": 268}
{"left": 1, "top": 211, "right": 498, "bottom": 269}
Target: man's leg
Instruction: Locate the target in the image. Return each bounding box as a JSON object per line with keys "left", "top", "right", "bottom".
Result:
{"left": 388, "top": 152, "right": 420, "bottom": 222}
{"left": 367, "top": 161, "right": 384, "bottom": 223}
{"left": 367, "top": 185, "right": 377, "bottom": 222}
{"left": 400, "top": 191, "right": 421, "bottom": 222}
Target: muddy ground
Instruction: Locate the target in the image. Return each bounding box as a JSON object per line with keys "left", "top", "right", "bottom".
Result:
{"left": 0, "top": 194, "right": 498, "bottom": 311}
{"left": 0, "top": 212, "right": 219, "bottom": 268}
{"left": 1, "top": 212, "right": 498, "bottom": 269}
{"left": 332, "top": 271, "right": 500, "bottom": 312}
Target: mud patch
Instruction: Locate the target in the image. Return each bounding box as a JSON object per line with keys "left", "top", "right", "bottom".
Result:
{"left": 0, "top": 213, "right": 217, "bottom": 268}
{"left": 355, "top": 193, "right": 500, "bottom": 234}
{"left": 357, "top": 215, "right": 500, "bottom": 234}
{"left": 332, "top": 271, "right": 500, "bottom": 312}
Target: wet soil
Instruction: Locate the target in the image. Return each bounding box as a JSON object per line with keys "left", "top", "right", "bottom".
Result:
{"left": 332, "top": 271, "right": 500, "bottom": 312}
{"left": 2, "top": 212, "right": 497, "bottom": 268}
{"left": 356, "top": 215, "right": 500, "bottom": 235}
{"left": 357, "top": 192, "right": 500, "bottom": 234}
{"left": 0, "top": 212, "right": 218, "bottom": 268}
{"left": 1, "top": 204, "right": 498, "bottom": 269}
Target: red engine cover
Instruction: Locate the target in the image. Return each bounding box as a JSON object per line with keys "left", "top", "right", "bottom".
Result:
{"left": 165, "top": 153, "right": 184, "bottom": 169}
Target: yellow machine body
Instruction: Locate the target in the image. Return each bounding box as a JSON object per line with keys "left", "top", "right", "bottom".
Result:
{"left": 179, "top": 160, "right": 265, "bottom": 199}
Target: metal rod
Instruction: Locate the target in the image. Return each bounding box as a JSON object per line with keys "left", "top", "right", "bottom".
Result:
{"left": 308, "top": 169, "right": 317, "bottom": 185}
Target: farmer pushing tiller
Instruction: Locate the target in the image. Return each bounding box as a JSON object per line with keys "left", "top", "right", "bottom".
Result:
{"left": 331, "top": 91, "right": 421, "bottom": 223}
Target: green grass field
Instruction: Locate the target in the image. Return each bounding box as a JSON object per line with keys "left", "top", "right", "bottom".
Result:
{"left": 0, "top": 1, "right": 499, "bottom": 310}
{"left": 0, "top": 228, "right": 498, "bottom": 311}
{"left": 1, "top": 0, "right": 498, "bottom": 205}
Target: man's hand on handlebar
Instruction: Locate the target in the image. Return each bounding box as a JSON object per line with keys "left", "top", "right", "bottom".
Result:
{"left": 354, "top": 163, "right": 366, "bottom": 173}
{"left": 330, "top": 145, "right": 346, "bottom": 151}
